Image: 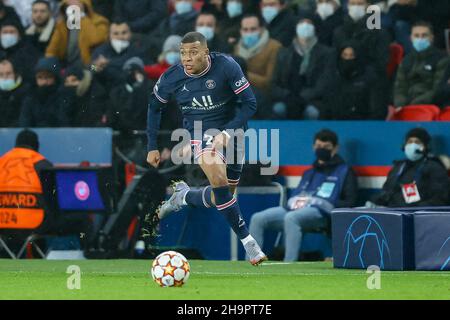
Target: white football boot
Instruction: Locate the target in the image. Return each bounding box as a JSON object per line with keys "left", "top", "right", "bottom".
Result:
{"left": 244, "top": 239, "right": 268, "bottom": 266}
{"left": 156, "top": 181, "right": 190, "bottom": 220}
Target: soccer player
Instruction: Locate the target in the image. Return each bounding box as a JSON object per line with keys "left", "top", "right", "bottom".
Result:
{"left": 146, "top": 31, "right": 267, "bottom": 266}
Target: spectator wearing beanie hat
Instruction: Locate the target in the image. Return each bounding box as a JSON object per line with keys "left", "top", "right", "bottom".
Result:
{"left": 368, "top": 127, "right": 449, "bottom": 208}
{"left": 144, "top": 35, "right": 182, "bottom": 81}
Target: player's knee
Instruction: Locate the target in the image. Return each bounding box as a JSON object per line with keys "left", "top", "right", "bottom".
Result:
{"left": 284, "top": 211, "right": 299, "bottom": 225}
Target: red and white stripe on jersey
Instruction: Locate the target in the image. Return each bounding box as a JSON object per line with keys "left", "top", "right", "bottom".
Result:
{"left": 194, "top": 147, "right": 226, "bottom": 163}
{"left": 202, "top": 187, "right": 212, "bottom": 208}
{"left": 216, "top": 197, "right": 237, "bottom": 211}
{"left": 228, "top": 178, "right": 240, "bottom": 186}
{"left": 234, "top": 81, "right": 250, "bottom": 95}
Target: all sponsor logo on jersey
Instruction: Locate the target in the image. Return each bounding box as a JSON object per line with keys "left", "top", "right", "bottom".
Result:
{"left": 205, "top": 79, "right": 216, "bottom": 90}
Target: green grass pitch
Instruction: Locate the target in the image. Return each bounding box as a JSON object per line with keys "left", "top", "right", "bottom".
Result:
{"left": 0, "top": 259, "right": 449, "bottom": 300}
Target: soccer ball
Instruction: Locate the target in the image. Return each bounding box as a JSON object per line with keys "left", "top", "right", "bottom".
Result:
{"left": 151, "top": 251, "right": 190, "bottom": 287}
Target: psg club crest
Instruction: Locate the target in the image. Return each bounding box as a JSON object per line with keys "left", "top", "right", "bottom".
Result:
{"left": 74, "top": 181, "right": 90, "bottom": 201}
{"left": 205, "top": 79, "right": 216, "bottom": 90}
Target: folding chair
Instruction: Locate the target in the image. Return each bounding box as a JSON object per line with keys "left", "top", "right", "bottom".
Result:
{"left": 0, "top": 232, "right": 47, "bottom": 259}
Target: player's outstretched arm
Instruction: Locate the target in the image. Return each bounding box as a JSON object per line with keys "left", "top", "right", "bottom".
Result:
{"left": 146, "top": 95, "right": 164, "bottom": 168}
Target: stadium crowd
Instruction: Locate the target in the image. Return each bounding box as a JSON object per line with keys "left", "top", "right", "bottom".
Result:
{"left": 0, "top": 0, "right": 450, "bottom": 132}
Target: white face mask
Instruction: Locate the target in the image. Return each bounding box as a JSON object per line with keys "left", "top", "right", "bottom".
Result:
{"left": 196, "top": 26, "right": 215, "bottom": 41}
{"left": 348, "top": 5, "right": 366, "bottom": 22}
{"left": 1, "top": 34, "right": 19, "bottom": 49}
{"left": 111, "top": 39, "right": 130, "bottom": 54}
{"left": 317, "top": 2, "right": 335, "bottom": 20}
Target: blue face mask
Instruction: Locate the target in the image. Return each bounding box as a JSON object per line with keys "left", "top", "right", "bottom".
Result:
{"left": 296, "top": 23, "right": 315, "bottom": 39}
{"left": 405, "top": 143, "right": 424, "bottom": 162}
{"left": 242, "top": 32, "right": 260, "bottom": 48}
{"left": 227, "top": 1, "right": 243, "bottom": 18}
{"left": 165, "top": 51, "right": 180, "bottom": 65}
{"left": 0, "top": 78, "right": 16, "bottom": 91}
{"left": 412, "top": 38, "right": 431, "bottom": 52}
{"left": 196, "top": 26, "right": 214, "bottom": 41}
{"left": 262, "top": 6, "right": 279, "bottom": 24}
{"left": 175, "top": 1, "right": 192, "bottom": 15}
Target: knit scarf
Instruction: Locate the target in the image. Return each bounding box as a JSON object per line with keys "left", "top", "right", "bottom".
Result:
{"left": 293, "top": 36, "right": 318, "bottom": 75}
{"left": 237, "top": 29, "right": 270, "bottom": 60}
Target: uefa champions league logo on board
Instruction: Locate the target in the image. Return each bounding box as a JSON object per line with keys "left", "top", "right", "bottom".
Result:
{"left": 343, "top": 215, "right": 391, "bottom": 269}
{"left": 437, "top": 236, "right": 450, "bottom": 271}
{"left": 74, "top": 181, "right": 90, "bottom": 201}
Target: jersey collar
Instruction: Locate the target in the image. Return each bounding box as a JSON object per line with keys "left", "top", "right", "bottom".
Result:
{"left": 184, "top": 55, "right": 211, "bottom": 78}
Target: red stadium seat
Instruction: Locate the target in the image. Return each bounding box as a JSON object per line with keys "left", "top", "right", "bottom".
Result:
{"left": 390, "top": 105, "right": 441, "bottom": 121}
{"left": 387, "top": 43, "right": 404, "bottom": 79}
{"left": 438, "top": 106, "right": 450, "bottom": 121}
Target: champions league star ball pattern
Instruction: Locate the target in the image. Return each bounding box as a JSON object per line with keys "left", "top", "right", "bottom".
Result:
{"left": 151, "top": 251, "right": 190, "bottom": 287}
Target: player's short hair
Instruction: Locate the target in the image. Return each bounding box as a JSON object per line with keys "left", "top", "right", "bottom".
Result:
{"left": 241, "top": 13, "right": 265, "bottom": 28}
{"left": 181, "top": 32, "right": 207, "bottom": 46}
{"left": 412, "top": 21, "right": 434, "bottom": 34}
{"left": 314, "top": 129, "right": 338, "bottom": 146}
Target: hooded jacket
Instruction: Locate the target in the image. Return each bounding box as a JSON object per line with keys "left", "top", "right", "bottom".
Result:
{"left": 45, "top": 0, "right": 109, "bottom": 66}
{"left": 19, "top": 58, "right": 68, "bottom": 127}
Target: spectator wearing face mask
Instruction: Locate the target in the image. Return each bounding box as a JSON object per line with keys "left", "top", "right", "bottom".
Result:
{"left": 90, "top": 19, "right": 146, "bottom": 90}
{"left": 249, "top": 129, "right": 358, "bottom": 262}
{"left": 314, "top": 0, "right": 344, "bottom": 46}
{"left": 0, "top": 58, "right": 29, "bottom": 127}
{"left": 45, "top": 0, "right": 109, "bottom": 68}
{"left": 25, "top": 0, "right": 56, "bottom": 54}
{"left": 326, "top": 41, "right": 387, "bottom": 120}
{"left": 394, "top": 21, "right": 450, "bottom": 109}
{"left": 218, "top": 0, "right": 246, "bottom": 47}
{"left": 19, "top": 57, "right": 69, "bottom": 127}
{"left": 144, "top": 35, "right": 182, "bottom": 81}
{"left": 234, "top": 13, "right": 281, "bottom": 115}
{"left": 271, "top": 15, "right": 335, "bottom": 120}
{"left": 150, "top": 0, "right": 199, "bottom": 51}
{"left": 195, "top": 11, "right": 230, "bottom": 53}
{"left": 59, "top": 64, "right": 108, "bottom": 127}
{"left": 368, "top": 128, "right": 449, "bottom": 208}
{"left": 113, "top": 0, "right": 167, "bottom": 34}
{"left": 260, "top": 0, "right": 297, "bottom": 47}
{"left": 332, "top": 0, "right": 390, "bottom": 80}
{"left": 0, "top": 18, "right": 40, "bottom": 83}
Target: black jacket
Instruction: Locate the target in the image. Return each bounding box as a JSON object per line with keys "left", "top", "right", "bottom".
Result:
{"left": 0, "top": 82, "right": 29, "bottom": 127}
{"left": 372, "top": 157, "right": 450, "bottom": 207}
{"left": 59, "top": 74, "right": 109, "bottom": 127}
{"left": 91, "top": 42, "right": 147, "bottom": 89}
{"left": 266, "top": 8, "right": 297, "bottom": 47}
{"left": 311, "top": 154, "right": 358, "bottom": 208}
{"left": 333, "top": 14, "right": 390, "bottom": 79}
{"left": 315, "top": 7, "right": 345, "bottom": 47}
{"left": 271, "top": 41, "right": 335, "bottom": 118}
{"left": 434, "top": 64, "right": 450, "bottom": 108}
{"left": 326, "top": 63, "right": 387, "bottom": 120}
{"left": 0, "top": 40, "right": 40, "bottom": 83}
{"left": 113, "top": 0, "right": 167, "bottom": 33}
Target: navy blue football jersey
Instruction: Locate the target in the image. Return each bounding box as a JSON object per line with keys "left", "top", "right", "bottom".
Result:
{"left": 153, "top": 52, "right": 253, "bottom": 133}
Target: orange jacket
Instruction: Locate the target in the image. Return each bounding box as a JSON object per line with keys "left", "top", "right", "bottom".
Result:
{"left": 45, "top": 0, "right": 109, "bottom": 66}
{"left": 0, "top": 148, "right": 46, "bottom": 229}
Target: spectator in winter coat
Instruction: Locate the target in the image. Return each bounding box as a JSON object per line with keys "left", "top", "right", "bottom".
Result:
{"left": 326, "top": 41, "right": 387, "bottom": 120}
{"left": 144, "top": 35, "right": 182, "bottom": 81}
{"left": 25, "top": 0, "right": 56, "bottom": 54}
{"left": 369, "top": 128, "right": 449, "bottom": 208}
{"left": 271, "top": 14, "right": 335, "bottom": 120}
{"left": 260, "top": 0, "right": 297, "bottom": 47}
{"left": 19, "top": 57, "right": 68, "bottom": 127}
{"left": 113, "top": 0, "right": 167, "bottom": 34}
{"left": 0, "top": 58, "right": 29, "bottom": 127}
{"left": 45, "top": 0, "right": 109, "bottom": 67}
{"left": 394, "top": 21, "right": 450, "bottom": 108}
